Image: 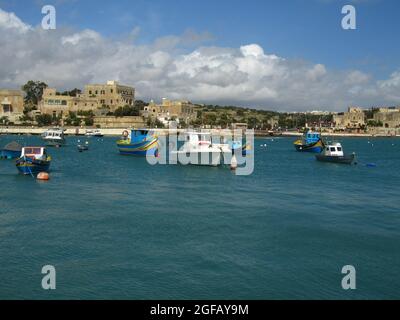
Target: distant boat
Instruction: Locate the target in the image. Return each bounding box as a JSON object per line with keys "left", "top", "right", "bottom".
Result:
{"left": 77, "top": 140, "right": 89, "bottom": 152}
{"left": 16, "top": 147, "right": 51, "bottom": 175}
{"left": 0, "top": 141, "right": 22, "bottom": 159}
{"left": 315, "top": 142, "right": 356, "bottom": 165}
{"left": 294, "top": 131, "right": 324, "bottom": 153}
{"left": 116, "top": 129, "right": 158, "bottom": 156}
{"left": 41, "top": 128, "right": 66, "bottom": 147}
{"left": 85, "top": 129, "right": 104, "bottom": 137}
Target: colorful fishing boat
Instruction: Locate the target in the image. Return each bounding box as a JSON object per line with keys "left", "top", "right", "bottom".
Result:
{"left": 16, "top": 147, "right": 51, "bottom": 175}
{"left": 294, "top": 131, "right": 324, "bottom": 153}
{"left": 116, "top": 129, "right": 158, "bottom": 156}
{"left": 0, "top": 141, "right": 22, "bottom": 159}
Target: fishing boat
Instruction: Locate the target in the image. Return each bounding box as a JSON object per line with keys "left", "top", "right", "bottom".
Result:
{"left": 0, "top": 141, "right": 22, "bottom": 159}
{"left": 41, "top": 128, "right": 66, "bottom": 147}
{"left": 116, "top": 129, "right": 158, "bottom": 156}
{"left": 85, "top": 129, "right": 104, "bottom": 137}
{"left": 294, "top": 131, "right": 324, "bottom": 153}
{"left": 315, "top": 142, "right": 356, "bottom": 165}
{"left": 16, "top": 147, "right": 51, "bottom": 175}
{"left": 172, "top": 132, "right": 231, "bottom": 166}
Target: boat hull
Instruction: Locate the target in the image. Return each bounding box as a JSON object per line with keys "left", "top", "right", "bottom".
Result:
{"left": 16, "top": 158, "right": 51, "bottom": 175}
{"left": 294, "top": 139, "right": 324, "bottom": 153}
{"left": 44, "top": 139, "right": 66, "bottom": 147}
{"left": 117, "top": 138, "right": 158, "bottom": 157}
{"left": 315, "top": 154, "right": 355, "bottom": 165}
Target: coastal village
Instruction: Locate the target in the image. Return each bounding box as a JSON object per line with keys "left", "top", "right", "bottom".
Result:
{"left": 1, "top": 80, "right": 400, "bottom": 136}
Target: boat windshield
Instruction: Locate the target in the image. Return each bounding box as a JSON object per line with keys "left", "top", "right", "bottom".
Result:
{"left": 24, "top": 147, "right": 42, "bottom": 155}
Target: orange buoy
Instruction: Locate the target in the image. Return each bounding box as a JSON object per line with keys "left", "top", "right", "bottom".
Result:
{"left": 37, "top": 172, "right": 50, "bottom": 181}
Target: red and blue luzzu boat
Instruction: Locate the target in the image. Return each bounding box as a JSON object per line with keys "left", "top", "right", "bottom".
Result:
{"left": 294, "top": 131, "right": 324, "bottom": 153}
{"left": 116, "top": 129, "right": 158, "bottom": 156}
{"left": 16, "top": 147, "right": 51, "bottom": 175}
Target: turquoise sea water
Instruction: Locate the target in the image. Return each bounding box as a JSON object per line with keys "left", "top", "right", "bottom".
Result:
{"left": 0, "top": 134, "right": 399, "bottom": 300}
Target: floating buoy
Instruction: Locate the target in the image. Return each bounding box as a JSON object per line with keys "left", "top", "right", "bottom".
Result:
{"left": 37, "top": 172, "right": 50, "bottom": 181}
{"left": 230, "top": 154, "right": 238, "bottom": 170}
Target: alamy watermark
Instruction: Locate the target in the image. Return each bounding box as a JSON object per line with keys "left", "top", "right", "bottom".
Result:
{"left": 41, "top": 5, "right": 56, "bottom": 30}
{"left": 145, "top": 127, "right": 254, "bottom": 176}
{"left": 342, "top": 5, "right": 356, "bottom": 30}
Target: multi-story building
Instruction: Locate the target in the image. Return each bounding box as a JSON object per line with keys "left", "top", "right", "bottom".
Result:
{"left": 143, "top": 98, "right": 197, "bottom": 123}
{"left": 0, "top": 89, "right": 24, "bottom": 123}
{"left": 39, "top": 81, "right": 135, "bottom": 117}
{"left": 333, "top": 107, "right": 366, "bottom": 130}
{"left": 372, "top": 107, "right": 400, "bottom": 128}
{"left": 39, "top": 88, "right": 99, "bottom": 118}
{"left": 84, "top": 81, "right": 135, "bottom": 112}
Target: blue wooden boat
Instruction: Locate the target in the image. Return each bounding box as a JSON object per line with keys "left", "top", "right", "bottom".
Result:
{"left": 0, "top": 141, "right": 22, "bottom": 159}
{"left": 294, "top": 131, "right": 324, "bottom": 153}
{"left": 116, "top": 129, "right": 158, "bottom": 156}
{"left": 16, "top": 147, "right": 51, "bottom": 175}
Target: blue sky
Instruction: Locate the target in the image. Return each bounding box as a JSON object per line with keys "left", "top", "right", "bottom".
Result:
{"left": 0, "top": 0, "right": 399, "bottom": 110}
{"left": 2, "top": 0, "right": 398, "bottom": 77}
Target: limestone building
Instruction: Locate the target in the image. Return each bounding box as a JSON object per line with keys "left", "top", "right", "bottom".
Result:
{"left": 373, "top": 107, "right": 400, "bottom": 128}
{"left": 0, "top": 89, "right": 24, "bottom": 123}
{"left": 143, "top": 98, "right": 197, "bottom": 123}
{"left": 40, "top": 81, "right": 135, "bottom": 117}
{"left": 84, "top": 81, "right": 135, "bottom": 111}
{"left": 333, "top": 107, "right": 366, "bottom": 129}
{"left": 39, "top": 88, "right": 99, "bottom": 118}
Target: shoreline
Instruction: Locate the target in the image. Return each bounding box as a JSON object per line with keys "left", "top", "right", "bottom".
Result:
{"left": 0, "top": 127, "right": 398, "bottom": 138}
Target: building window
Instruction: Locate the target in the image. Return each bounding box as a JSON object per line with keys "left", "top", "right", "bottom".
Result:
{"left": 89, "top": 90, "right": 92, "bottom": 95}
{"left": 110, "top": 89, "right": 113, "bottom": 93}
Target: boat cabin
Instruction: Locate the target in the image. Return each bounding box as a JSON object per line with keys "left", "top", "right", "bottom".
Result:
{"left": 304, "top": 131, "right": 321, "bottom": 144}
{"left": 21, "top": 147, "right": 47, "bottom": 160}
{"left": 323, "top": 143, "right": 344, "bottom": 157}
{"left": 183, "top": 132, "right": 212, "bottom": 147}
{"left": 129, "top": 129, "right": 155, "bottom": 143}
{"left": 42, "top": 128, "right": 64, "bottom": 139}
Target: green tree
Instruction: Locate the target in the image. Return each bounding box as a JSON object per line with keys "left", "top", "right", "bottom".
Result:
{"left": 35, "top": 114, "right": 53, "bottom": 126}
{"left": 22, "top": 80, "right": 48, "bottom": 107}
{"left": 114, "top": 105, "right": 140, "bottom": 117}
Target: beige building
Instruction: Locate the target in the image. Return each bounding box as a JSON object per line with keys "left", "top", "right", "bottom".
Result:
{"left": 143, "top": 98, "right": 197, "bottom": 123}
{"left": 85, "top": 81, "right": 135, "bottom": 112}
{"left": 40, "top": 88, "right": 99, "bottom": 118}
{"left": 372, "top": 107, "right": 400, "bottom": 128}
{"left": 40, "top": 81, "right": 135, "bottom": 117}
{"left": 333, "top": 107, "right": 366, "bottom": 129}
{"left": 0, "top": 89, "right": 24, "bottom": 123}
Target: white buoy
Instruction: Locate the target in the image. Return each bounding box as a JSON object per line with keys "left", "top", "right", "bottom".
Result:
{"left": 231, "top": 154, "right": 238, "bottom": 170}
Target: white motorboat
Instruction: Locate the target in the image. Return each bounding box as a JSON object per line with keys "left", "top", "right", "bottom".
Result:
{"left": 172, "top": 132, "right": 231, "bottom": 166}
{"left": 315, "top": 142, "right": 356, "bottom": 165}
{"left": 41, "top": 128, "right": 66, "bottom": 147}
{"left": 85, "top": 129, "right": 104, "bottom": 137}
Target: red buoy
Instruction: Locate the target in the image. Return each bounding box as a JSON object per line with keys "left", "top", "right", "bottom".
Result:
{"left": 37, "top": 172, "right": 50, "bottom": 181}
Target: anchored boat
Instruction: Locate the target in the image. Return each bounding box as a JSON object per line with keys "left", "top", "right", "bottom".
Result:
{"left": 315, "top": 142, "right": 356, "bottom": 165}
{"left": 172, "top": 132, "right": 231, "bottom": 166}
{"left": 0, "top": 141, "right": 22, "bottom": 159}
{"left": 85, "top": 129, "right": 104, "bottom": 137}
{"left": 41, "top": 128, "right": 66, "bottom": 147}
{"left": 16, "top": 147, "right": 51, "bottom": 175}
{"left": 117, "top": 129, "right": 158, "bottom": 156}
{"left": 294, "top": 131, "right": 324, "bottom": 153}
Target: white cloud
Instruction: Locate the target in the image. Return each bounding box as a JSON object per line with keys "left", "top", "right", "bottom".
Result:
{"left": 0, "top": 8, "right": 398, "bottom": 111}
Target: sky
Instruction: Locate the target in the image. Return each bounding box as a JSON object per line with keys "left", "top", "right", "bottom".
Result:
{"left": 0, "top": 0, "right": 399, "bottom": 111}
